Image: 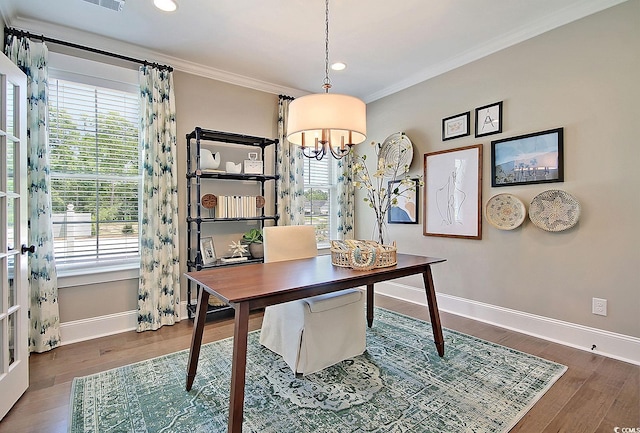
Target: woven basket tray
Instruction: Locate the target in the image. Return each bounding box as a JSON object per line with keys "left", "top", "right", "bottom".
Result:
{"left": 330, "top": 240, "right": 397, "bottom": 271}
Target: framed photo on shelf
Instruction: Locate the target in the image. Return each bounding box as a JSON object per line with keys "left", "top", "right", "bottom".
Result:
{"left": 442, "top": 111, "right": 470, "bottom": 141}
{"left": 423, "top": 144, "right": 482, "bottom": 239}
{"left": 200, "top": 236, "right": 216, "bottom": 265}
{"left": 388, "top": 179, "right": 420, "bottom": 224}
{"left": 475, "top": 101, "right": 503, "bottom": 137}
{"left": 491, "top": 127, "right": 564, "bottom": 187}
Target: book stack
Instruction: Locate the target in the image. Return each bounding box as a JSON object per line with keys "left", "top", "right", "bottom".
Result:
{"left": 220, "top": 256, "right": 248, "bottom": 263}
{"left": 215, "top": 195, "right": 261, "bottom": 218}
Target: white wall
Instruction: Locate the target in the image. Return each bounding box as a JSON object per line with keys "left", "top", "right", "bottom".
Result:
{"left": 357, "top": 0, "right": 639, "bottom": 340}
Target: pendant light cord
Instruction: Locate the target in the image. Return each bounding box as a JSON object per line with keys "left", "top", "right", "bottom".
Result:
{"left": 323, "top": 0, "right": 332, "bottom": 92}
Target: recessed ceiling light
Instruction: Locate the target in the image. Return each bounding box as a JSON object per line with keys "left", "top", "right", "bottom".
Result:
{"left": 154, "top": 0, "right": 177, "bottom": 12}
{"left": 331, "top": 62, "right": 346, "bottom": 71}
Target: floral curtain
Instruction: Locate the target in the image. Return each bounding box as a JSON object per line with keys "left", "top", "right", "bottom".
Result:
{"left": 276, "top": 96, "right": 305, "bottom": 225}
{"left": 337, "top": 154, "right": 355, "bottom": 239}
{"left": 5, "top": 35, "right": 61, "bottom": 353}
{"left": 137, "top": 65, "right": 180, "bottom": 331}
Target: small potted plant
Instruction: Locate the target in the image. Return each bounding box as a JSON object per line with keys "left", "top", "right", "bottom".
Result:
{"left": 242, "top": 228, "right": 263, "bottom": 259}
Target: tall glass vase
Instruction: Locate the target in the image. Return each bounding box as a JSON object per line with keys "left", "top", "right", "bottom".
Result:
{"left": 372, "top": 218, "right": 388, "bottom": 246}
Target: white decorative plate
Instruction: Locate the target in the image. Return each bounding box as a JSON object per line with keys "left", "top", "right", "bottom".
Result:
{"left": 378, "top": 132, "right": 413, "bottom": 178}
{"left": 529, "top": 189, "right": 581, "bottom": 232}
{"left": 485, "top": 193, "right": 526, "bottom": 230}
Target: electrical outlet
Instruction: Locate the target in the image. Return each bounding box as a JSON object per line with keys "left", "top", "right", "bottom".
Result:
{"left": 592, "top": 298, "right": 607, "bottom": 316}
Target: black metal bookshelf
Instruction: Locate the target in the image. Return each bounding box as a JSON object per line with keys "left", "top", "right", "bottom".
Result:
{"left": 185, "top": 127, "right": 279, "bottom": 319}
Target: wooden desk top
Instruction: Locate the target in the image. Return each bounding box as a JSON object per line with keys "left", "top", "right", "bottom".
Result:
{"left": 185, "top": 254, "right": 445, "bottom": 310}
{"left": 185, "top": 252, "right": 447, "bottom": 432}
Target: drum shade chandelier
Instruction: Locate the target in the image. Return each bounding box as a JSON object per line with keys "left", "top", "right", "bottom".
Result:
{"left": 286, "top": 0, "right": 367, "bottom": 160}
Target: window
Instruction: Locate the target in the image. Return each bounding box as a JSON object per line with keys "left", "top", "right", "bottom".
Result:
{"left": 303, "top": 157, "right": 338, "bottom": 248}
{"left": 48, "top": 54, "right": 140, "bottom": 273}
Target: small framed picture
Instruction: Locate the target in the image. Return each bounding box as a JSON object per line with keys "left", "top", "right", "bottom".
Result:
{"left": 442, "top": 111, "right": 470, "bottom": 141}
{"left": 491, "top": 127, "right": 564, "bottom": 187}
{"left": 475, "top": 101, "right": 503, "bottom": 137}
{"left": 200, "top": 236, "right": 216, "bottom": 265}
{"left": 388, "top": 179, "right": 420, "bottom": 224}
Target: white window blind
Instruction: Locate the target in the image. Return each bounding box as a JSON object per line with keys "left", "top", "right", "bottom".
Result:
{"left": 303, "top": 157, "right": 338, "bottom": 246}
{"left": 48, "top": 78, "right": 141, "bottom": 269}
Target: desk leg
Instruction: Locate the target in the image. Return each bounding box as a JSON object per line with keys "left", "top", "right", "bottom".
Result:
{"left": 228, "top": 301, "right": 250, "bottom": 433}
{"left": 366, "top": 284, "right": 374, "bottom": 328}
{"left": 186, "top": 287, "right": 210, "bottom": 391}
{"left": 423, "top": 266, "right": 445, "bottom": 357}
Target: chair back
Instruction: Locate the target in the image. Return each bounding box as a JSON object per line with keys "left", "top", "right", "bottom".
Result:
{"left": 263, "top": 225, "right": 318, "bottom": 263}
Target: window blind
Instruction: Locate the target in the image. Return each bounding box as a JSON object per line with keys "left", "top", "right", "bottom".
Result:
{"left": 303, "top": 157, "right": 336, "bottom": 244}
{"left": 48, "top": 78, "right": 140, "bottom": 267}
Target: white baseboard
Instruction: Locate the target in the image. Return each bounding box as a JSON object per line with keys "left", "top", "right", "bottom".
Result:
{"left": 375, "top": 281, "right": 640, "bottom": 366}
{"left": 59, "top": 302, "right": 191, "bottom": 346}
{"left": 59, "top": 310, "right": 138, "bottom": 345}
{"left": 60, "top": 291, "right": 640, "bottom": 366}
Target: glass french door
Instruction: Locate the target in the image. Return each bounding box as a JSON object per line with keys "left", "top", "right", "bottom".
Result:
{"left": 0, "top": 51, "right": 29, "bottom": 420}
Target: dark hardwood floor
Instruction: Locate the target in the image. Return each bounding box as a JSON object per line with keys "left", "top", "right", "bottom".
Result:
{"left": 1, "top": 295, "right": 638, "bottom": 433}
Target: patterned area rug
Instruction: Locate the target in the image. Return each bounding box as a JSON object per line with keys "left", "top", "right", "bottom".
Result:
{"left": 69, "top": 308, "right": 566, "bottom": 432}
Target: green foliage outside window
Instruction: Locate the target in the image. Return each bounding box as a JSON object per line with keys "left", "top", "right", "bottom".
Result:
{"left": 304, "top": 189, "right": 328, "bottom": 201}
{"left": 49, "top": 106, "right": 139, "bottom": 232}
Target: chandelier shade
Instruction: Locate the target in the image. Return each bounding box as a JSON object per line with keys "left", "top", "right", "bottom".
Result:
{"left": 287, "top": 93, "right": 366, "bottom": 149}
{"left": 285, "top": 0, "right": 367, "bottom": 160}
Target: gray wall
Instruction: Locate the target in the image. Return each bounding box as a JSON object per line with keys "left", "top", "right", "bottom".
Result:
{"left": 173, "top": 71, "right": 279, "bottom": 301}
{"left": 59, "top": 0, "right": 638, "bottom": 341}
{"left": 58, "top": 73, "right": 279, "bottom": 322}
{"left": 356, "top": 0, "right": 639, "bottom": 337}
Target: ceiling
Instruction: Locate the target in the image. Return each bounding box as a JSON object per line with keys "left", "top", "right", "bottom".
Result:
{"left": 0, "top": 0, "right": 627, "bottom": 102}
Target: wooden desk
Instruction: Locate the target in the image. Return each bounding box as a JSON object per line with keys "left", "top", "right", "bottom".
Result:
{"left": 185, "top": 253, "right": 446, "bottom": 433}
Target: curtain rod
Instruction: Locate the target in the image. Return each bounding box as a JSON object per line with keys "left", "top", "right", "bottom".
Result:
{"left": 4, "top": 26, "right": 173, "bottom": 72}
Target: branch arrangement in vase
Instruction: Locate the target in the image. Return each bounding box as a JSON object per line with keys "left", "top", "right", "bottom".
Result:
{"left": 351, "top": 134, "right": 422, "bottom": 244}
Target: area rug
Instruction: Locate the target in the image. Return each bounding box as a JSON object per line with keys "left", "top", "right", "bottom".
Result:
{"left": 69, "top": 308, "right": 566, "bottom": 432}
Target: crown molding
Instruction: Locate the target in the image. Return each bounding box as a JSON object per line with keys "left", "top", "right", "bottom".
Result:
{"left": 0, "top": 0, "right": 15, "bottom": 27}
{"left": 7, "top": 16, "right": 308, "bottom": 98}
{"left": 6, "top": 0, "right": 629, "bottom": 104}
{"left": 364, "top": 0, "right": 629, "bottom": 103}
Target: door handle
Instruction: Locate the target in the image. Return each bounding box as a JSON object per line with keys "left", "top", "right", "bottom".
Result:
{"left": 21, "top": 244, "right": 36, "bottom": 254}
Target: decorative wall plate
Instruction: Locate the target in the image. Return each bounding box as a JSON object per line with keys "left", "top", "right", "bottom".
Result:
{"left": 529, "top": 189, "right": 581, "bottom": 232}
{"left": 485, "top": 193, "right": 526, "bottom": 230}
{"left": 378, "top": 132, "right": 413, "bottom": 178}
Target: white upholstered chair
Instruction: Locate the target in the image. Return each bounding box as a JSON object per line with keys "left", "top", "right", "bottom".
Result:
{"left": 259, "top": 225, "right": 366, "bottom": 375}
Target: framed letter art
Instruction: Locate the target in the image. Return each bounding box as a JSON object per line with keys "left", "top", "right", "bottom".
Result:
{"left": 423, "top": 144, "right": 482, "bottom": 239}
{"left": 475, "top": 101, "right": 503, "bottom": 137}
